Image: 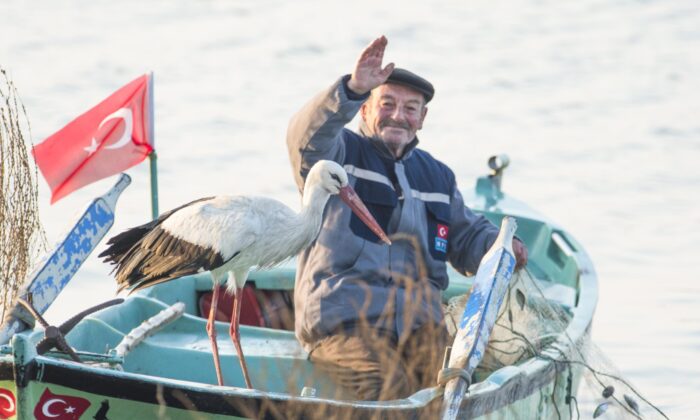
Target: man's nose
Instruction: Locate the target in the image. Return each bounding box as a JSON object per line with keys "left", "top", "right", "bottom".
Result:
{"left": 390, "top": 106, "right": 406, "bottom": 120}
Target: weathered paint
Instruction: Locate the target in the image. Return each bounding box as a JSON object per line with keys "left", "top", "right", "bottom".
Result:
{"left": 0, "top": 174, "right": 130, "bottom": 345}
{"left": 452, "top": 250, "right": 516, "bottom": 372}
{"left": 442, "top": 217, "right": 517, "bottom": 420}
{"left": 28, "top": 174, "right": 131, "bottom": 314}
{"left": 30, "top": 200, "right": 114, "bottom": 312}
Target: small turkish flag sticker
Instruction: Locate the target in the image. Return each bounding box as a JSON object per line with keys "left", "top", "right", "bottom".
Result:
{"left": 0, "top": 388, "right": 16, "bottom": 419}
{"left": 437, "top": 224, "right": 449, "bottom": 239}
{"left": 34, "top": 388, "right": 91, "bottom": 420}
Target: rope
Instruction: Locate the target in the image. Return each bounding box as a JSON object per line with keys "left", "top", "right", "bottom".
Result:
{"left": 436, "top": 367, "right": 471, "bottom": 388}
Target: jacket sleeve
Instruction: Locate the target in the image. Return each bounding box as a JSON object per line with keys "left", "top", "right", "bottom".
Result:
{"left": 447, "top": 186, "right": 499, "bottom": 275}
{"left": 286, "top": 75, "right": 370, "bottom": 191}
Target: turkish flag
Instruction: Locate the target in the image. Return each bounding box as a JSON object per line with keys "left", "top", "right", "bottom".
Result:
{"left": 437, "top": 224, "right": 449, "bottom": 239}
{"left": 33, "top": 388, "right": 91, "bottom": 420}
{"left": 32, "top": 73, "right": 154, "bottom": 203}
{"left": 0, "top": 388, "right": 16, "bottom": 419}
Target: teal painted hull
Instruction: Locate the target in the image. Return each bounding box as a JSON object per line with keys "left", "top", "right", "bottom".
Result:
{"left": 0, "top": 175, "right": 598, "bottom": 419}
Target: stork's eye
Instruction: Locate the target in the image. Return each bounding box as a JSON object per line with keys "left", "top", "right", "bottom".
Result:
{"left": 330, "top": 173, "right": 342, "bottom": 184}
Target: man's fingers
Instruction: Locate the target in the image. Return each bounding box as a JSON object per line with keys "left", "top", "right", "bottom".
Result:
{"left": 366, "top": 35, "right": 387, "bottom": 59}
{"left": 374, "top": 35, "right": 387, "bottom": 57}
{"left": 518, "top": 247, "right": 528, "bottom": 268}
{"left": 513, "top": 239, "right": 528, "bottom": 269}
{"left": 359, "top": 37, "right": 379, "bottom": 60}
{"left": 380, "top": 62, "right": 395, "bottom": 79}
{"left": 350, "top": 36, "right": 391, "bottom": 94}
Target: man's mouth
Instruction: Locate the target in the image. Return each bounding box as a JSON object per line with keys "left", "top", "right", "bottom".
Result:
{"left": 379, "top": 119, "right": 410, "bottom": 131}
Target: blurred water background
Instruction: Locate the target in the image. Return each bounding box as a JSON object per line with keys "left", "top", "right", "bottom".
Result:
{"left": 2, "top": 0, "right": 698, "bottom": 417}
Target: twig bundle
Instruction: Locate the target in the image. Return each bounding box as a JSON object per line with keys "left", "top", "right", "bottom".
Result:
{"left": 0, "top": 68, "right": 46, "bottom": 320}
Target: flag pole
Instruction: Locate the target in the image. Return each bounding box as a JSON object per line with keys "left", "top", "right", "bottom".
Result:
{"left": 148, "top": 72, "right": 159, "bottom": 220}
{"left": 149, "top": 152, "right": 159, "bottom": 220}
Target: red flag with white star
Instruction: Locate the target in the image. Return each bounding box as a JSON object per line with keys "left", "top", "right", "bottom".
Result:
{"left": 32, "top": 73, "right": 154, "bottom": 204}
{"left": 33, "top": 388, "right": 91, "bottom": 420}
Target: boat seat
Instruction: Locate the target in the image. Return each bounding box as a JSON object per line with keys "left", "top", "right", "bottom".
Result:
{"left": 198, "top": 285, "right": 294, "bottom": 330}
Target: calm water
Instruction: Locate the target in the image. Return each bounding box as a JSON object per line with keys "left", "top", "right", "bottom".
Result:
{"left": 2, "top": 0, "right": 699, "bottom": 417}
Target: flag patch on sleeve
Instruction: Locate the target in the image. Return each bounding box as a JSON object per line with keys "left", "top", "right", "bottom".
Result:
{"left": 435, "top": 224, "right": 448, "bottom": 253}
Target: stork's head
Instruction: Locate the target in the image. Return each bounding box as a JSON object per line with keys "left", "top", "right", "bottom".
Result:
{"left": 305, "top": 160, "right": 391, "bottom": 245}
{"left": 307, "top": 160, "right": 349, "bottom": 195}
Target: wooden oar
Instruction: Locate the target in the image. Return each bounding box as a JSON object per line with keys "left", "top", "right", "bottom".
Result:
{"left": 0, "top": 173, "right": 131, "bottom": 344}
{"left": 439, "top": 216, "right": 518, "bottom": 420}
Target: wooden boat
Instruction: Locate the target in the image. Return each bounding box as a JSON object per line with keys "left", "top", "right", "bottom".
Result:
{"left": 0, "top": 156, "right": 597, "bottom": 419}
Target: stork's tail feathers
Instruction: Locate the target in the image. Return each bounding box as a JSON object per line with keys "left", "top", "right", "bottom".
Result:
{"left": 99, "top": 223, "right": 154, "bottom": 265}
{"left": 99, "top": 220, "right": 159, "bottom": 292}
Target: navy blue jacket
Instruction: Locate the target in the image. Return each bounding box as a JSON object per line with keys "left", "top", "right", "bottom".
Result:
{"left": 287, "top": 76, "right": 498, "bottom": 351}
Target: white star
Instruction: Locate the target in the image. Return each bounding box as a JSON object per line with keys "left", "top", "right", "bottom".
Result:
{"left": 65, "top": 405, "right": 76, "bottom": 413}
{"left": 84, "top": 137, "right": 99, "bottom": 154}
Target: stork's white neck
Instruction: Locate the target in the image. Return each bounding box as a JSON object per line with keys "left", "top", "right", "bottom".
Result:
{"left": 299, "top": 179, "right": 332, "bottom": 239}
{"left": 214, "top": 187, "right": 333, "bottom": 275}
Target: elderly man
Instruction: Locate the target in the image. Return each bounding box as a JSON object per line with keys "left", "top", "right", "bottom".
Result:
{"left": 286, "top": 35, "right": 527, "bottom": 401}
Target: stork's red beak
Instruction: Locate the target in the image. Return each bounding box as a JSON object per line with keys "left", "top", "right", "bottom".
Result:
{"left": 339, "top": 186, "right": 392, "bottom": 245}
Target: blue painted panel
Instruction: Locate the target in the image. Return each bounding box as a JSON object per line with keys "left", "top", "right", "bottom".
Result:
{"left": 30, "top": 199, "right": 115, "bottom": 314}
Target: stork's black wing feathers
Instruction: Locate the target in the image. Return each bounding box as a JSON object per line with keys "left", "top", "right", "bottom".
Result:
{"left": 115, "top": 224, "right": 227, "bottom": 293}
{"left": 99, "top": 196, "right": 218, "bottom": 292}
{"left": 99, "top": 196, "right": 213, "bottom": 263}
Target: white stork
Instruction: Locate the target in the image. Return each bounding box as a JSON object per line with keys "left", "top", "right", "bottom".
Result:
{"left": 99, "top": 160, "right": 391, "bottom": 388}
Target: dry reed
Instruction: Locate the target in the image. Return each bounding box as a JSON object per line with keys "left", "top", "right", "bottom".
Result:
{"left": 0, "top": 67, "right": 47, "bottom": 320}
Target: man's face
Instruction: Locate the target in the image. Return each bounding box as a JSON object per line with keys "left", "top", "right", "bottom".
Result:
{"left": 361, "top": 83, "right": 428, "bottom": 158}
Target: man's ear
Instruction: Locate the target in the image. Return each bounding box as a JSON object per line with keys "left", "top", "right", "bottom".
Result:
{"left": 417, "top": 106, "right": 428, "bottom": 130}
{"left": 360, "top": 102, "right": 368, "bottom": 122}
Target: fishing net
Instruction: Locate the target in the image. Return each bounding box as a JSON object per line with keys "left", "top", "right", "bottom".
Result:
{"left": 0, "top": 68, "right": 46, "bottom": 320}
{"left": 444, "top": 269, "right": 669, "bottom": 419}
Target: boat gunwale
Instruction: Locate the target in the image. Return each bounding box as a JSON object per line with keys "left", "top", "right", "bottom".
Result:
{"left": 457, "top": 228, "right": 598, "bottom": 415}
{"left": 0, "top": 242, "right": 597, "bottom": 418}
{"left": 0, "top": 181, "right": 600, "bottom": 417}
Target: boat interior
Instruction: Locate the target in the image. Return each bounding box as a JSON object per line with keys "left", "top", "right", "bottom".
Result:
{"left": 44, "top": 211, "right": 585, "bottom": 399}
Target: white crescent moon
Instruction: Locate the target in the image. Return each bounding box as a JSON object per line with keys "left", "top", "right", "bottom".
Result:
{"left": 41, "top": 398, "right": 65, "bottom": 417}
{"left": 0, "top": 392, "right": 14, "bottom": 412}
{"left": 94, "top": 107, "right": 134, "bottom": 150}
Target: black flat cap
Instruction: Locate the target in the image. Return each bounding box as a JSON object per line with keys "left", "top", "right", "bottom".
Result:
{"left": 384, "top": 68, "right": 434, "bottom": 102}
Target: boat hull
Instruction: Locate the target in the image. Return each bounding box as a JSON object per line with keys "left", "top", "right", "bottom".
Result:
{"left": 0, "top": 164, "right": 598, "bottom": 419}
{"left": 0, "top": 315, "right": 591, "bottom": 419}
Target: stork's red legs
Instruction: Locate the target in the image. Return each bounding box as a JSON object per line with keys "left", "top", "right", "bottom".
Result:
{"left": 206, "top": 284, "right": 225, "bottom": 386}
{"left": 230, "top": 287, "right": 253, "bottom": 389}
{"left": 205, "top": 284, "right": 253, "bottom": 388}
